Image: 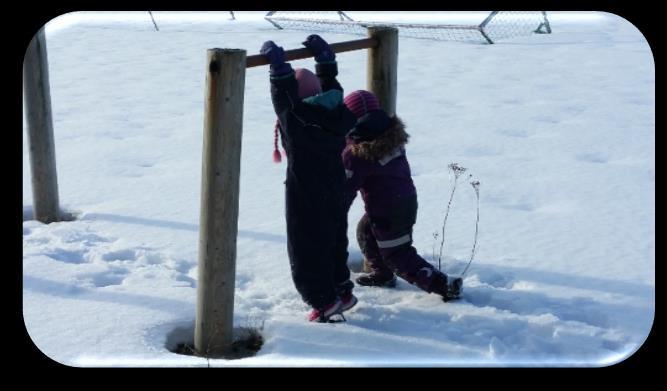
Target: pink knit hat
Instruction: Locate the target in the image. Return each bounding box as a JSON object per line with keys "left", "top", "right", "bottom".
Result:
{"left": 343, "top": 90, "right": 381, "bottom": 119}
{"left": 272, "top": 68, "right": 322, "bottom": 163}
{"left": 294, "top": 68, "right": 322, "bottom": 99}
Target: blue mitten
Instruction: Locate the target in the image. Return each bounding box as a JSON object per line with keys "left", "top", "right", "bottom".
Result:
{"left": 260, "top": 40, "right": 292, "bottom": 76}
{"left": 302, "top": 34, "right": 335, "bottom": 63}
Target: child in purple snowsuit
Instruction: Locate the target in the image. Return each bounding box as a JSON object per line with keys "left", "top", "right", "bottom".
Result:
{"left": 342, "top": 90, "right": 462, "bottom": 301}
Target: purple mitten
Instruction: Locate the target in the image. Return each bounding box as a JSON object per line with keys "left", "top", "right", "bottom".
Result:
{"left": 260, "top": 40, "right": 292, "bottom": 76}
{"left": 302, "top": 34, "right": 335, "bottom": 63}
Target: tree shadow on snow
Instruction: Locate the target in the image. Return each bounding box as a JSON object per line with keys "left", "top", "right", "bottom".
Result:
{"left": 23, "top": 275, "right": 192, "bottom": 313}
{"left": 82, "top": 212, "right": 286, "bottom": 243}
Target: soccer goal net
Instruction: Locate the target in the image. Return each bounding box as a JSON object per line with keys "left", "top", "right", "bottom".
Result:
{"left": 265, "top": 11, "right": 551, "bottom": 44}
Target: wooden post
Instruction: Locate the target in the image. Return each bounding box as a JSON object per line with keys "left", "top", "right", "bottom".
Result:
{"left": 195, "top": 48, "right": 246, "bottom": 358}
{"left": 24, "top": 28, "right": 60, "bottom": 224}
{"left": 367, "top": 26, "right": 398, "bottom": 116}
{"left": 364, "top": 26, "right": 398, "bottom": 272}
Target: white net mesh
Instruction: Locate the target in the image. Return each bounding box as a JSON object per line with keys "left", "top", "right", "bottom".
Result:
{"left": 265, "top": 11, "right": 551, "bottom": 44}
{"left": 482, "top": 11, "right": 551, "bottom": 42}
{"left": 267, "top": 17, "right": 368, "bottom": 35}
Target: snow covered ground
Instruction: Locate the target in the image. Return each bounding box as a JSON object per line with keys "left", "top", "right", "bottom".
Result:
{"left": 22, "top": 11, "right": 654, "bottom": 367}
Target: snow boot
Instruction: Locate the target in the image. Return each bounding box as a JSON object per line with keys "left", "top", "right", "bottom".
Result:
{"left": 308, "top": 298, "right": 344, "bottom": 323}
{"left": 356, "top": 271, "right": 397, "bottom": 288}
{"left": 335, "top": 280, "right": 358, "bottom": 312}
{"left": 340, "top": 292, "right": 358, "bottom": 312}
{"left": 430, "top": 273, "right": 463, "bottom": 302}
{"left": 443, "top": 275, "right": 463, "bottom": 301}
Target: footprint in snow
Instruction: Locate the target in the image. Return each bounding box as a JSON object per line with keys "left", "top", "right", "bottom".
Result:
{"left": 77, "top": 266, "right": 130, "bottom": 288}
{"left": 576, "top": 152, "right": 609, "bottom": 164}
{"left": 497, "top": 128, "right": 532, "bottom": 138}
{"left": 474, "top": 269, "right": 516, "bottom": 289}
{"left": 45, "top": 249, "right": 89, "bottom": 264}
{"left": 102, "top": 248, "right": 138, "bottom": 262}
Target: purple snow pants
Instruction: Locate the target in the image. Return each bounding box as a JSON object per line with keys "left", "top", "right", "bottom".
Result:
{"left": 356, "top": 195, "right": 442, "bottom": 293}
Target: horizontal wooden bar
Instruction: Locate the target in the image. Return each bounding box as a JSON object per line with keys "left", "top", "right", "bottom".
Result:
{"left": 246, "top": 37, "right": 379, "bottom": 68}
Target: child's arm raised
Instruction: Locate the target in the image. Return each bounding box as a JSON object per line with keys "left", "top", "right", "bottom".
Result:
{"left": 260, "top": 40, "right": 300, "bottom": 116}
{"left": 269, "top": 73, "right": 300, "bottom": 117}
{"left": 302, "top": 35, "right": 343, "bottom": 93}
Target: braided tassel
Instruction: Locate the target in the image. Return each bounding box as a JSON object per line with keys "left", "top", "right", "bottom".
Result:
{"left": 273, "top": 119, "right": 282, "bottom": 163}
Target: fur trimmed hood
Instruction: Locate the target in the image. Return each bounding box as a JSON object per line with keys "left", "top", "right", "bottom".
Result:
{"left": 348, "top": 115, "right": 409, "bottom": 161}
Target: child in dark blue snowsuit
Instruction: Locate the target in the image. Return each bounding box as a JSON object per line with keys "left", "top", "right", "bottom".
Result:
{"left": 342, "top": 90, "right": 463, "bottom": 301}
{"left": 260, "top": 35, "right": 358, "bottom": 322}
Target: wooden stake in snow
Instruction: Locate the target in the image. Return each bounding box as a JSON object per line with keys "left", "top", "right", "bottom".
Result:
{"left": 195, "top": 48, "right": 246, "bottom": 358}
{"left": 24, "top": 28, "right": 60, "bottom": 224}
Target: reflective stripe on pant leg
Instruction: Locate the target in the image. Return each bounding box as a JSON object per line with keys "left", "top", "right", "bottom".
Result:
{"left": 376, "top": 233, "right": 412, "bottom": 249}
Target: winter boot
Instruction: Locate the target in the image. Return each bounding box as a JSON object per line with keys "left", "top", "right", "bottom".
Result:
{"left": 442, "top": 275, "right": 463, "bottom": 301}
{"left": 356, "top": 271, "right": 397, "bottom": 288}
{"left": 430, "top": 273, "right": 463, "bottom": 302}
{"left": 340, "top": 292, "right": 358, "bottom": 312}
{"left": 308, "top": 298, "right": 343, "bottom": 323}
{"left": 336, "top": 280, "right": 358, "bottom": 312}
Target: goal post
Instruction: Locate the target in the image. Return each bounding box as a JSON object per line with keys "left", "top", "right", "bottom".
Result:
{"left": 265, "top": 11, "right": 552, "bottom": 44}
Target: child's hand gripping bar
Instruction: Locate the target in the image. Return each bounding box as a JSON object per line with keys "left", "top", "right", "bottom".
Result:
{"left": 246, "top": 37, "right": 379, "bottom": 68}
